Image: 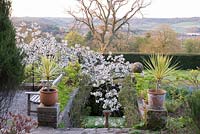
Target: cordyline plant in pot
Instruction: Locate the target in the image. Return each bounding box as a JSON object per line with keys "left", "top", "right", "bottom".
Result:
{"left": 38, "top": 56, "right": 60, "bottom": 106}
{"left": 144, "top": 54, "right": 178, "bottom": 110}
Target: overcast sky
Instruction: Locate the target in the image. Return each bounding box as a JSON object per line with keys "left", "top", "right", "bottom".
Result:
{"left": 12, "top": 0, "right": 200, "bottom": 18}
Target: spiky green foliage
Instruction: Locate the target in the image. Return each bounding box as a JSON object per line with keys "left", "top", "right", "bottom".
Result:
{"left": 37, "top": 56, "right": 60, "bottom": 90}
{"left": 39, "top": 57, "right": 60, "bottom": 80}
{"left": 143, "top": 54, "right": 178, "bottom": 90}
{"left": 0, "top": 0, "right": 25, "bottom": 114}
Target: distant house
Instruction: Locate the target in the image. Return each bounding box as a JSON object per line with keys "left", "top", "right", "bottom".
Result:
{"left": 186, "top": 33, "right": 200, "bottom": 36}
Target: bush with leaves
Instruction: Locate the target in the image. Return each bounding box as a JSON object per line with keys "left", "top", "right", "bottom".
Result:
{"left": 63, "top": 61, "right": 81, "bottom": 86}
{"left": 0, "top": 112, "right": 37, "bottom": 134}
{"left": 69, "top": 75, "right": 92, "bottom": 127}
{"left": 183, "top": 69, "right": 200, "bottom": 90}
{"left": 164, "top": 86, "right": 190, "bottom": 113}
{"left": 23, "top": 62, "right": 41, "bottom": 83}
{"left": 166, "top": 116, "right": 199, "bottom": 134}
{"left": 64, "top": 31, "right": 85, "bottom": 47}
{"left": 118, "top": 76, "right": 140, "bottom": 127}
{"left": 58, "top": 61, "right": 81, "bottom": 111}
{"left": 134, "top": 73, "right": 154, "bottom": 101}
{"left": 165, "top": 100, "right": 182, "bottom": 113}
{"left": 187, "top": 90, "right": 200, "bottom": 129}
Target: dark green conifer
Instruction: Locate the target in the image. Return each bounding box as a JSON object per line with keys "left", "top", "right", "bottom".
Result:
{"left": 0, "top": 0, "right": 25, "bottom": 114}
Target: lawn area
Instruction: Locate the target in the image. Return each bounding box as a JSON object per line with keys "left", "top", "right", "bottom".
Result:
{"left": 57, "top": 81, "right": 76, "bottom": 111}
{"left": 82, "top": 116, "right": 125, "bottom": 128}
{"left": 137, "top": 69, "right": 200, "bottom": 89}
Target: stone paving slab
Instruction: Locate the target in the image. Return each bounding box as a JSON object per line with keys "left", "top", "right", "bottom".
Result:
{"left": 9, "top": 91, "right": 130, "bottom": 134}
{"left": 31, "top": 127, "right": 130, "bottom": 134}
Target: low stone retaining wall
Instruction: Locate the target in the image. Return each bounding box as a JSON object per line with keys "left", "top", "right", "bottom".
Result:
{"left": 59, "top": 88, "right": 79, "bottom": 128}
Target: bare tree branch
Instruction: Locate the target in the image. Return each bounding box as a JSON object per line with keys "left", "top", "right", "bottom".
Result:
{"left": 68, "top": 0, "right": 151, "bottom": 52}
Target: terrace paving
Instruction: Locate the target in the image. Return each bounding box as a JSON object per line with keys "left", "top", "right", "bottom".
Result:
{"left": 8, "top": 90, "right": 38, "bottom": 119}
{"left": 8, "top": 90, "right": 130, "bottom": 134}
{"left": 32, "top": 127, "right": 130, "bottom": 134}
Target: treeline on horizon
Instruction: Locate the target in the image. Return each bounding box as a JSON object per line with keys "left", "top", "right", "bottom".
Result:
{"left": 13, "top": 18, "right": 200, "bottom": 54}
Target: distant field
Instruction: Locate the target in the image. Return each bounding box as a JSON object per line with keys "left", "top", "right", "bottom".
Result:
{"left": 172, "top": 21, "right": 200, "bottom": 33}
{"left": 132, "top": 20, "right": 200, "bottom": 34}
{"left": 12, "top": 17, "right": 200, "bottom": 35}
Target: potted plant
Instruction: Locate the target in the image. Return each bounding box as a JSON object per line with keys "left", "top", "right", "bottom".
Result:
{"left": 144, "top": 54, "right": 178, "bottom": 109}
{"left": 38, "top": 56, "right": 60, "bottom": 106}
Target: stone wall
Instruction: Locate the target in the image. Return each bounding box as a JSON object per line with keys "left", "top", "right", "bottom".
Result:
{"left": 59, "top": 88, "right": 79, "bottom": 128}
{"left": 37, "top": 103, "right": 60, "bottom": 128}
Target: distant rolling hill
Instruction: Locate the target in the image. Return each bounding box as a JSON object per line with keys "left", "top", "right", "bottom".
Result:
{"left": 129, "top": 17, "right": 200, "bottom": 34}
{"left": 12, "top": 17, "right": 200, "bottom": 35}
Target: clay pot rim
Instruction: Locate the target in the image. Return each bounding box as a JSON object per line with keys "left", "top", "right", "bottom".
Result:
{"left": 148, "top": 89, "right": 166, "bottom": 95}
{"left": 40, "top": 88, "right": 57, "bottom": 94}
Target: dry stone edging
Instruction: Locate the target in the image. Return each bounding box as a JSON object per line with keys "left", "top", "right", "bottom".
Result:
{"left": 59, "top": 88, "right": 79, "bottom": 128}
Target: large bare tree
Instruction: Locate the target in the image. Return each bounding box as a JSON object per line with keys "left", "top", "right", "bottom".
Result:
{"left": 68, "top": 0, "right": 150, "bottom": 52}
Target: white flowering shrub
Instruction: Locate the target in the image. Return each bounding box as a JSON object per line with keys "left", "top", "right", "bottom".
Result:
{"left": 16, "top": 22, "right": 63, "bottom": 64}
{"left": 15, "top": 22, "right": 41, "bottom": 44}
{"left": 76, "top": 50, "right": 131, "bottom": 111}
{"left": 16, "top": 22, "right": 84, "bottom": 67}
{"left": 91, "top": 83, "right": 121, "bottom": 111}
{"left": 15, "top": 22, "right": 131, "bottom": 112}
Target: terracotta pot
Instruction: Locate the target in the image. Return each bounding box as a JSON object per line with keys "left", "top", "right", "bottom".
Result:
{"left": 40, "top": 88, "right": 58, "bottom": 106}
{"left": 148, "top": 89, "right": 166, "bottom": 110}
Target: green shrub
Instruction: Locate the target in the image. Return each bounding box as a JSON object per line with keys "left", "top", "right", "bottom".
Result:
{"left": 183, "top": 39, "right": 200, "bottom": 54}
{"left": 163, "top": 85, "right": 189, "bottom": 113}
{"left": 164, "top": 84, "right": 190, "bottom": 101}
{"left": 24, "top": 63, "right": 41, "bottom": 83}
{"left": 63, "top": 61, "right": 81, "bottom": 86}
{"left": 57, "top": 61, "right": 81, "bottom": 112}
{"left": 23, "top": 64, "right": 33, "bottom": 83}
{"left": 166, "top": 116, "right": 199, "bottom": 133}
{"left": 64, "top": 31, "right": 85, "bottom": 47}
{"left": 165, "top": 100, "right": 182, "bottom": 113}
{"left": 187, "top": 90, "right": 200, "bottom": 129}
{"left": 134, "top": 73, "right": 154, "bottom": 100}
{"left": 58, "top": 121, "right": 65, "bottom": 128}
{"left": 118, "top": 75, "right": 140, "bottom": 127}
{"left": 183, "top": 69, "right": 200, "bottom": 90}
{"left": 57, "top": 81, "right": 74, "bottom": 111}
{"left": 69, "top": 75, "right": 92, "bottom": 127}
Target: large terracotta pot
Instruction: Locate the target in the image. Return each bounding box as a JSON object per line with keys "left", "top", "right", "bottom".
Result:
{"left": 40, "top": 88, "right": 58, "bottom": 106}
{"left": 148, "top": 89, "right": 166, "bottom": 110}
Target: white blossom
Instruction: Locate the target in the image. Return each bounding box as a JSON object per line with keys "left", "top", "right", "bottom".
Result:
{"left": 15, "top": 22, "right": 131, "bottom": 112}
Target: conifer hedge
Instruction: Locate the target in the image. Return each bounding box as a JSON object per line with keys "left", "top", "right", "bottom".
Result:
{"left": 105, "top": 53, "right": 200, "bottom": 69}
{"left": 0, "top": 0, "right": 25, "bottom": 114}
